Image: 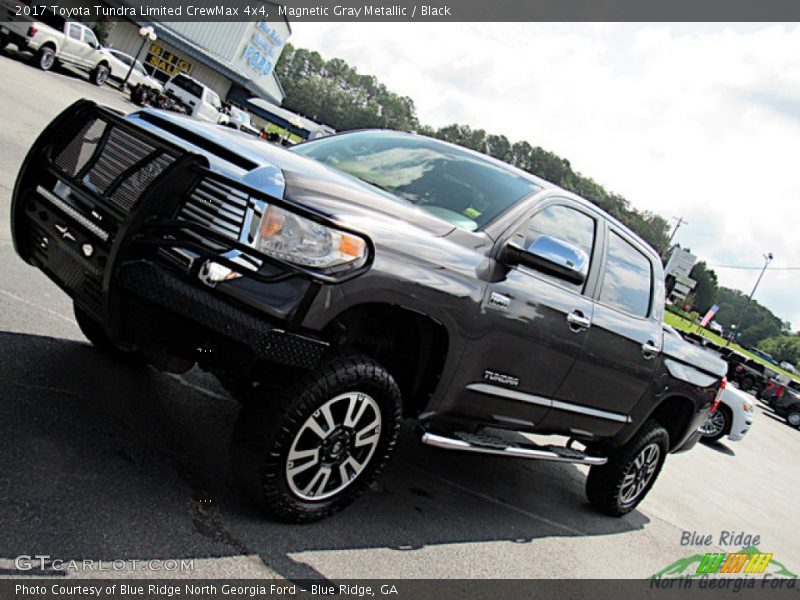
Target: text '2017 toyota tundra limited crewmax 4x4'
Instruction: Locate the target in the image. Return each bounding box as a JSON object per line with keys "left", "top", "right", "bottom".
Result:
{"left": 10, "top": 101, "right": 727, "bottom": 522}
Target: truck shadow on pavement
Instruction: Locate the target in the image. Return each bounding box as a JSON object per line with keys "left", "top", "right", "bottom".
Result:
{"left": 0, "top": 331, "right": 650, "bottom": 579}
{"left": 1, "top": 45, "right": 99, "bottom": 88}
{"left": 699, "top": 440, "right": 735, "bottom": 457}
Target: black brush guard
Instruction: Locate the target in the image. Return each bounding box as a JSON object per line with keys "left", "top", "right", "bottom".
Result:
{"left": 9, "top": 100, "right": 363, "bottom": 371}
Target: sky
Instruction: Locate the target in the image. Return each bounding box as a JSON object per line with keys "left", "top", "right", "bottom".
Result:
{"left": 289, "top": 23, "right": 800, "bottom": 330}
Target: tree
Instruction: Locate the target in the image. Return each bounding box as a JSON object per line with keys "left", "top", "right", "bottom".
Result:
{"left": 758, "top": 335, "right": 800, "bottom": 366}
{"left": 713, "top": 287, "right": 783, "bottom": 347}
{"left": 275, "top": 44, "right": 419, "bottom": 133}
{"left": 688, "top": 261, "right": 719, "bottom": 313}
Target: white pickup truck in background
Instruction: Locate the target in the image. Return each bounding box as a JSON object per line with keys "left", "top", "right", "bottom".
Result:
{"left": 163, "top": 73, "right": 228, "bottom": 124}
{"left": 0, "top": 2, "right": 111, "bottom": 85}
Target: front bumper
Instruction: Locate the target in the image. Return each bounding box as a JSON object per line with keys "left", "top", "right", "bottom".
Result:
{"left": 10, "top": 100, "right": 351, "bottom": 373}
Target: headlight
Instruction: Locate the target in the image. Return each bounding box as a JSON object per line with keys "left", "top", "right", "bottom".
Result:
{"left": 254, "top": 205, "right": 368, "bottom": 269}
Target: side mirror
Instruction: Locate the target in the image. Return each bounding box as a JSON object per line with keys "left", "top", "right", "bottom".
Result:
{"left": 500, "top": 235, "right": 588, "bottom": 285}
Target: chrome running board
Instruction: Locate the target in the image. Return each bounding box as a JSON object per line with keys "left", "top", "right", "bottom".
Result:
{"left": 421, "top": 431, "right": 607, "bottom": 466}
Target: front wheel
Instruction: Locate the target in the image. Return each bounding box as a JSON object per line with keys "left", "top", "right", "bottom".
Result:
{"left": 699, "top": 406, "right": 730, "bottom": 442}
{"left": 91, "top": 64, "right": 109, "bottom": 86}
{"left": 586, "top": 421, "right": 669, "bottom": 516}
{"left": 231, "top": 354, "right": 402, "bottom": 523}
{"left": 787, "top": 411, "right": 800, "bottom": 428}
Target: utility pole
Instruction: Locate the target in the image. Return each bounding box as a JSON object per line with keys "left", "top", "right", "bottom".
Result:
{"left": 726, "top": 252, "right": 773, "bottom": 348}
{"left": 667, "top": 216, "right": 687, "bottom": 246}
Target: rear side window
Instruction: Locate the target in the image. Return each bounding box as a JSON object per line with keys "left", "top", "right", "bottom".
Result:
{"left": 600, "top": 232, "right": 653, "bottom": 317}
{"left": 68, "top": 23, "right": 81, "bottom": 40}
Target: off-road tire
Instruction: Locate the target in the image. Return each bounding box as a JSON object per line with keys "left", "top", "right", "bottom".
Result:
{"left": 91, "top": 64, "right": 109, "bottom": 86}
{"left": 36, "top": 46, "right": 56, "bottom": 71}
{"left": 130, "top": 84, "right": 148, "bottom": 106}
{"left": 586, "top": 420, "right": 669, "bottom": 517}
{"left": 699, "top": 405, "right": 730, "bottom": 443}
{"left": 73, "top": 303, "right": 144, "bottom": 365}
{"left": 231, "top": 354, "right": 402, "bottom": 523}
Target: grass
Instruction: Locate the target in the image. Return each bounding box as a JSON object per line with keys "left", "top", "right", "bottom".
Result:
{"left": 664, "top": 312, "right": 800, "bottom": 383}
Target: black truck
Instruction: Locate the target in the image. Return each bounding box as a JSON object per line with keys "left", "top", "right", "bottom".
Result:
{"left": 10, "top": 101, "right": 727, "bottom": 522}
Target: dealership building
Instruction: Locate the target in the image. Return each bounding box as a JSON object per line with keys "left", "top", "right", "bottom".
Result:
{"left": 103, "top": 18, "right": 290, "bottom": 105}
{"left": 98, "top": 13, "right": 333, "bottom": 137}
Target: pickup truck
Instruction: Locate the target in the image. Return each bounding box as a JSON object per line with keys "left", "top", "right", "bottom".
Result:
{"left": 0, "top": 4, "right": 111, "bottom": 85}
{"left": 162, "top": 73, "right": 227, "bottom": 124}
{"left": 10, "top": 100, "right": 727, "bottom": 522}
{"left": 725, "top": 351, "right": 778, "bottom": 394}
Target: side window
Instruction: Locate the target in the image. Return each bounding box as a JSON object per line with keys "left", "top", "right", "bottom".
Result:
{"left": 600, "top": 232, "right": 653, "bottom": 317}
{"left": 514, "top": 204, "right": 596, "bottom": 291}
{"left": 83, "top": 29, "right": 98, "bottom": 47}
{"left": 68, "top": 24, "right": 82, "bottom": 40}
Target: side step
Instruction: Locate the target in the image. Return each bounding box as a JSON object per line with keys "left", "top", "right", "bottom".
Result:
{"left": 421, "top": 430, "right": 607, "bottom": 466}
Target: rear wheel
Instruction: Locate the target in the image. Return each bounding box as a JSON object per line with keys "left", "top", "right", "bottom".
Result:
{"left": 787, "top": 411, "right": 800, "bottom": 428}
{"left": 586, "top": 421, "right": 669, "bottom": 516}
{"left": 231, "top": 354, "right": 402, "bottom": 523}
{"left": 36, "top": 46, "right": 56, "bottom": 71}
{"left": 699, "top": 406, "right": 730, "bottom": 442}
{"left": 91, "top": 64, "right": 109, "bottom": 86}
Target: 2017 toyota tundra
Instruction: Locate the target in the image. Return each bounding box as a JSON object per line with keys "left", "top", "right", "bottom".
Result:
{"left": 10, "top": 100, "right": 727, "bottom": 522}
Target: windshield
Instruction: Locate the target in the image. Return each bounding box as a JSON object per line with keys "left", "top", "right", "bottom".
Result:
{"left": 231, "top": 107, "right": 250, "bottom": 125}
{"left": 207, "top": 90, "right": 222, "bottom": 110}
{"left": 292, "top": 131, "right": 540, "bottom": 231}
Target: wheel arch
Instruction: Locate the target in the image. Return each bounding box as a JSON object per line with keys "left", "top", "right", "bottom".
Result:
{"left": 37, "top": 41, "right": 58, "bottom": 54}
{"left": 645, "top": 395, "right": 699, "bottom": 451}
{"left": 322, "top": 302, "right": 450, "bottom": 418}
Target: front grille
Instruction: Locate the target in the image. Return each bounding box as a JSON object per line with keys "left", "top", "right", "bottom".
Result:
{"left": 176, "top": 178, "right": 249, "bottom": 251}
{"left": 54, "top": 118, "right": 177, "bottom": 215}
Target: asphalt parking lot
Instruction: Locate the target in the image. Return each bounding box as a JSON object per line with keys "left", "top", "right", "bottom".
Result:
{"left": 0, "top": 47, "right": 798, "bottom": 580}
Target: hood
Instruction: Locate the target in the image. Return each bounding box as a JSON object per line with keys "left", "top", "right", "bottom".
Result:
{"left": 126, "top": 109, "right": 455, "bottom": 237}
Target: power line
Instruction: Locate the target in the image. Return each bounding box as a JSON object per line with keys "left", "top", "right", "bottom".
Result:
{"left": 710, "top": 264, "right": 800, "bottom": 270}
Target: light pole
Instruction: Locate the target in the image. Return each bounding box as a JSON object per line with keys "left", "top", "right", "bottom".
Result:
{"left": 726, "top": 252, "right": 773, "bottom": 347}
{"left": 122, "top": 26, "right": 156, "bottom": 91}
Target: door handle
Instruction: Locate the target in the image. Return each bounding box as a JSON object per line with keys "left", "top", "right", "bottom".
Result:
{"left": 642, "top": 340, "right": 659, "bottom": 360}
{"left": 566, "top": 311, "right": 591, "bottom": 331}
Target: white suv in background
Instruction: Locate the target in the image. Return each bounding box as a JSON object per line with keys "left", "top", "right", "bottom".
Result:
{"left": 100, "top": 47, "right": 163, "bottom": 93}
{"left": 163, "top": 73, "right": 226, "bottom": 124}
